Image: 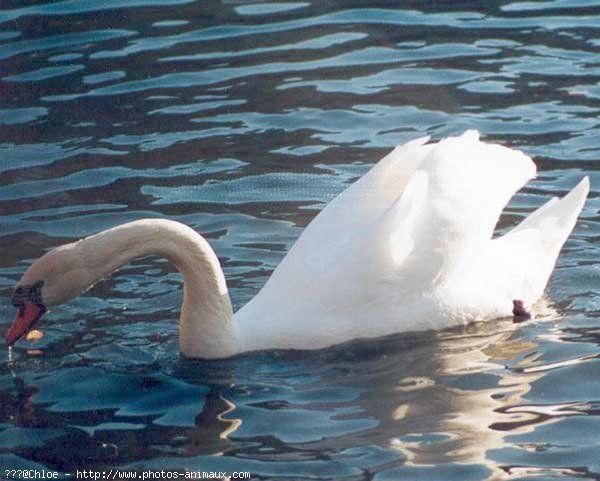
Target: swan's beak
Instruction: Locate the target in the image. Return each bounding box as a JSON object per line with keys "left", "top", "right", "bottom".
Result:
{"left": 5, "top": 302, "right": 46, "bottom": 346}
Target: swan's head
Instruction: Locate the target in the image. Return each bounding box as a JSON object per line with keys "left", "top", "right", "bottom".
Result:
{"left": 6, "top": 241, "right": 87, "bottom": 345}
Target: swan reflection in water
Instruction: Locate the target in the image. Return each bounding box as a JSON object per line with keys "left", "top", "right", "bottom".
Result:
{"left": 6, "top": 307, "right": 582, "bottom": 478}
{"left": 185, "top": 310, "right": 580, "bottom": 480}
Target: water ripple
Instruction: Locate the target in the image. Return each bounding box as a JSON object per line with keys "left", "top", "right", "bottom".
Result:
{"left": 1, "top": 1, "right": 600, "bottom": 480}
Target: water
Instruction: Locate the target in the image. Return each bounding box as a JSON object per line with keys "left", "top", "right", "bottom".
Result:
{"left": 1, "top": 1, "right": 599, "bottom": 479}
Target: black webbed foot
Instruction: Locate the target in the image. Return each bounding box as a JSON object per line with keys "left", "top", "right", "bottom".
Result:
{"left": 512, "top": 299, "right": 532, "bottom": 323}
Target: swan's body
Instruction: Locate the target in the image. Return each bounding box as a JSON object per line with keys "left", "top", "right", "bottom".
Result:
{"left": 6, "top": 131, "right": 589, "bottom": 358}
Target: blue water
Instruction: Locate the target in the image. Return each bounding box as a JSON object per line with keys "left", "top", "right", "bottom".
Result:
{"left": 1, "top": 1, "right": 599, "bottom": 479}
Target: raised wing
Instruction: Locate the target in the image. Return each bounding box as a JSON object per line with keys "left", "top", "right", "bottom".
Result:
{"left": 413, "top": 130, "right": 536, "bottom": 244}
{"left": 264, "top": 134, "right": 433, "bottom": 285}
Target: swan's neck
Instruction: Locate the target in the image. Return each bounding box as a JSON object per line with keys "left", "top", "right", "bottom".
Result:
{"left": 75, "top": 219, "right": 236, "bottom": 358}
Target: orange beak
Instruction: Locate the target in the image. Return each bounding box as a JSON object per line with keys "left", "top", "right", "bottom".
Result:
{"left": 5, "top": 302, "right": 46, "bottom": 346}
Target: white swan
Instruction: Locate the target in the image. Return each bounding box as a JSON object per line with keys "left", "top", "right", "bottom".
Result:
{"left": 5, "top": 131, "right": 589, "bottom": 358}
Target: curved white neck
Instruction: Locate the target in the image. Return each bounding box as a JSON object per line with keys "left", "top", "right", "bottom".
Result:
{"left": 73, "top": 219, "right": 236, "bottom": 358}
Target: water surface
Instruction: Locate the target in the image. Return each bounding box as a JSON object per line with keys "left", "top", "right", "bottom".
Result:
{"left": 1, "top": 1, "right": 599, "bottom": 480}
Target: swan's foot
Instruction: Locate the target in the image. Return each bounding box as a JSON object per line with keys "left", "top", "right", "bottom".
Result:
{"left": 512, "top": 299, "right": 531, "bottom": 323}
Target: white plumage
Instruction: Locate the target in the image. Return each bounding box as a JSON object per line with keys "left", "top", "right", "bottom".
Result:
{"left": 236, "top": 130, "right": 588, "bottom": 352}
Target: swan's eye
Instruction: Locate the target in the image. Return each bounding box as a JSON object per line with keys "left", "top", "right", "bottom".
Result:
{"left": 12, "top": 288, "right": 26, "bottom": 307}
{"left": 11, "top": 281, "right": 44, "bottom": 308}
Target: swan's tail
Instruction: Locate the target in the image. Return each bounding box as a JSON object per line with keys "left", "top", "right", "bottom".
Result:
{"left": 498, "top": 176, "right": 589, "bottom": 304}
{"left": 512, "top": 176, "right": 589, "bottom": 241}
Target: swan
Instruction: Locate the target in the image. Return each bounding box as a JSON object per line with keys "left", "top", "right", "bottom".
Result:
{"left": 5, "top": 130, "right": 589, "bottom": 359}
